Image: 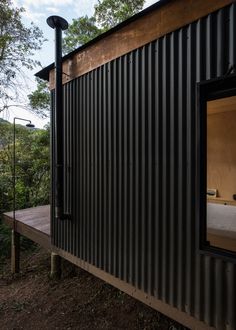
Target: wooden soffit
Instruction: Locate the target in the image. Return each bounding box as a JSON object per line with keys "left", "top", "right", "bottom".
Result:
{"left": 49, "top": 0, "right": 235, "bottom": 89}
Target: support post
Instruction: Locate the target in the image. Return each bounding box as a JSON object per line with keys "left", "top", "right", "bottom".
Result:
{"left": 11, "top": 230, "right": 20, "bottom": 273}
{"left": 50, "top": 252, "right": 61, "bottom": 279}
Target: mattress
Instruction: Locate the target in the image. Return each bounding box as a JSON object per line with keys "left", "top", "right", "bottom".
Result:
{"left": 207, "top": 203, "right": 236, "bottom": 239}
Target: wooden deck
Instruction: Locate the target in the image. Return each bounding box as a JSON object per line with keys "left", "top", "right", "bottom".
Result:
{"left": 2, "top": 205, "right": 51, "bottom": 251}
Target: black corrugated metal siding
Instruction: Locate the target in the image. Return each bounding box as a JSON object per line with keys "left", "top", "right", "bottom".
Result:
{"left": 52, "top": 4, "right": 236, "bottom": 329}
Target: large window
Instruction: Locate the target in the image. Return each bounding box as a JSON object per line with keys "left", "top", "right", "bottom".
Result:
{"left": 198, "top": 74, "right": 236, "bottom": 259}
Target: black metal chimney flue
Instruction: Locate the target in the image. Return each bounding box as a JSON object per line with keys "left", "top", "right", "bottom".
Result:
{"left": 47, "top": 16, "right": 71, "bottom": 221}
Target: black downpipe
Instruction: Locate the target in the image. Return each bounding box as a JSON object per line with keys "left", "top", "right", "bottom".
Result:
{"left": 47, "top": 16, "right": 71, "bottom": 220}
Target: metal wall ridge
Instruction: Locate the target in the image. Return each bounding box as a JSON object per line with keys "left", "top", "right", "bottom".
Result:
{"left": 52, "top": 4, "right": 236, "bottom": 329}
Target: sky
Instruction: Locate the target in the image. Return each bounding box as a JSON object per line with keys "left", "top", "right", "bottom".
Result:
{"left": 0, "top": 0, "right": 158, "bottom": 129}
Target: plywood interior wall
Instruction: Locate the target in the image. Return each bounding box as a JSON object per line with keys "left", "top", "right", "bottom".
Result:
{"left": 207, "top": 95, "right": 236, "bottom": 115}
{"left": 207, "top": 96, "right": 236, "bottom": 201}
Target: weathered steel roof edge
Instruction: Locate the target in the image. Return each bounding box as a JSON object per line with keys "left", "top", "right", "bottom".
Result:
{"left": 35, "top": 0, "right": 170, "bottom": 81}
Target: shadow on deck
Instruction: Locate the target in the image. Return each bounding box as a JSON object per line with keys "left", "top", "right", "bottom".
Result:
{"left": 2, "top": 205, "right": 51, "bottom": 251}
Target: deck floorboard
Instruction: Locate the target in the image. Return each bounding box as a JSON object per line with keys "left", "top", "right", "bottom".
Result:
{"left": 2, "top": 205, "right": 51, "bottom": 250}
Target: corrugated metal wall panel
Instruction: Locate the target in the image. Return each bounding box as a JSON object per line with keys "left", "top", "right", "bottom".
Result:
{"left": 51, "top": 4, "right": 236, "bottom": 329}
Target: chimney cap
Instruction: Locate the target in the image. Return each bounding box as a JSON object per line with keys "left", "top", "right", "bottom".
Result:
{"left": 47, "top": 16, "right": 68, "bottom": 30}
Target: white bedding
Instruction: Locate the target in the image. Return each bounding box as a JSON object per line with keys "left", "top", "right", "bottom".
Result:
{"left": 207, "top": 203, "right": 236, "bottom": 238}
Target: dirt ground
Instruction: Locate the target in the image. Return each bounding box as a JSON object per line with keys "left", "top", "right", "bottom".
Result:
{"left": 0, "top": 247, "right": 188, "bottom": 330}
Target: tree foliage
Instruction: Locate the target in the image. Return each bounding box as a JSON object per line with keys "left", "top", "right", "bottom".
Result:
{"left": 0, "top": 0, "right": 44, "bottom": 112}
{"left": 94, "top": 0, "right": 145, "bottom": 30}
{"left": 0, "top": 119, "right": 50, "bottom": 214}
{"left": 63, "top": 0, "right": 145, "bottom": 53}
{"left": 63, "top": 16, "right": 101, "bottom": 55}
{"left": 28, "top": 78, "right": 50, "bottom": 119}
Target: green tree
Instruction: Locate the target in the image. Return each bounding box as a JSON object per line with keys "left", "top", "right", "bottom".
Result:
{"left": 0, "top": 0, "right": 44, "bottom": 112}
{"left": 63, "top": 0, "right": 145, "bottom": 54}
{"left": 0, "top": 120, "right": 50, "bottom": 213}
{"left": 28, "top": 78, "right": 50, "bottom": 119}
{"left": 0, "top": 119, "right": 13, "bottom": 213}
{"left": 63, "top": 16, "right": 102, "bottom": 55}
{"left": 94, "top": 0, "right": 145, "bottom": 30}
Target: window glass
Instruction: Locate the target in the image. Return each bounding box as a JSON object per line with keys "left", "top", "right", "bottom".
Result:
{"left": 207, "top": 96, "right": 236, "bottom": 253}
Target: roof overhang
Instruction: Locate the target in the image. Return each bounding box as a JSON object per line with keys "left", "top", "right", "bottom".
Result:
{"left": 36, "top": 0, "right": 235, "bottom": 88}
